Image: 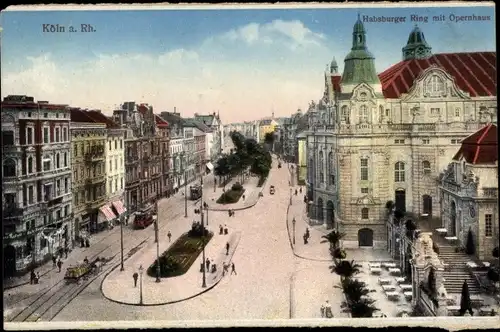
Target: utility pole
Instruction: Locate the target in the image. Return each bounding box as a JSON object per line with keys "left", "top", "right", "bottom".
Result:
{"left": 201, "top": 175, "right": 207, "bottom": 288}
{"left": 120, "top": 213, "right": 124, "bottom": 271}
{"left": 184, "top": 170, "right": 188, "bottom": 218}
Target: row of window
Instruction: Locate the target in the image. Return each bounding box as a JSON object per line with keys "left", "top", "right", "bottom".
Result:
{"left": 15, "top": 178, "right": 71, "bottom": 206}
{"left": 394, "top": 138, "right": 462, "bottom": 145}
{"left": 2, "top": 153, "right": 70, "bottom": 177}
{"left": 108, "top": 157, "right": 124, "bottom": 172}
{"left": 26, "top": 111, "right": 69, "bottom": 119}
{"left": 73, "top": 141, "right": 106, "bottom": 157}
{"left": 73, "top": 162, "right": 106, "bottom": 181}
{"left": 108, "top": 139, "right": 123, "bottom": 151}
{"left": 74, "top": 184, "right": 106, "bottom": 206}
{"left": 485, "top": 214, "right": 494, "bottom": 237}
{"left": 108, "top": 177, "right": 124, "bottom": 194}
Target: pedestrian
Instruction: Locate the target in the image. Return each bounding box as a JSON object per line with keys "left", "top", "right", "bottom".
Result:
{"left": 167, "top": 231, "right": 172, "bottom": 242}
{"left": 228, "top": 210, "right": 231, "bottom": 217}
{"left": 231, "top": 262, "right": 237, "bottom": 275}
{"left": 219, "top": 225, "right": 223, "bottom": 235}
{"left": 299, "top": 187, "right": 302, "bottom": 194}
{"left": 295, "top": 189, "right": 298, "bottom": 196}
{"left": 84, "top": 256, "right": 89, "bottom": 264}
{"left": 133, "top": 272, "right": 139, "bottom": 287}
{"left": 226, "top": 242, "right": 230, "bottom": 255}
{"left": 305, "top": 227, "right": 310, "bottom": 239}
{"left": 224, "top": 225, "right": 228, "bottom": 235}
{"left": 320, "top": 303, "right": 325, "bottom": 318}
{"left": 57, "top": 259, "right": 63, "bottom": 273}
{"left": 64, "top": 247, "right": 69, "bottom": 259}
{"left": 80, "top": 238, "right": 85, "bottom": 248}
{"left": 206, "top": 258, "right": 211, "bottom": 270}
{"left": 85, "top": 238, "right": 90, "bottom": 247}
{"left": 325, "top": 300, "right": 333, "bottom": 318}
{"left": 222, "top": 262, "right": 228, "bottom": 276}
{"left": 30, "top": 269, "right": 36, "bottom": 284}
{"left": 36, "top": 272, "right": 40, "bottom": 284}
{"left": 242, "top": 194, "right": 245, "bottom": 201}
{"left": 303, "top": 233, "right": 308, "bottom": 245}
{"left": 52, "top": 255, "right": 57, "bottom": 268}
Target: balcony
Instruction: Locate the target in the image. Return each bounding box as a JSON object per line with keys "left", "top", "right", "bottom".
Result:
{"left": 3, "top": 205, "right": 23, "bottom": 219}
{"left": 84, "top": 146, "right": 105, "bottom": 164}
{"left": 85, "top": 175, "right": 106, "bottom": 186}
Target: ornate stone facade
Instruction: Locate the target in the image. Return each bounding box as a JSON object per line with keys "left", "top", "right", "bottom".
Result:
{"left": 2, "top": 95, "right": 73, "bottom": 275}
{"left": 306, "top": 18, "right": 497, "bottom": 249}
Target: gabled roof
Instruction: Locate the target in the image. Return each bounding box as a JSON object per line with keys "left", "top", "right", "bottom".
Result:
{"left": 452, "top": 123, "right": 497, "bottom": 165}
{"left": 155, "top": 115, "right": 169, "bottom": 128}
{"left": 378, "top": 52, "right": 496, "bottom": 98}
{"left": 85, "top": 110, "right": 120, "bottom": 128}
{"left": 70, "top": 108, "right": 96, "bottom": 123}
{"left": 184, "top": 118, "right": 212, "bottom": 132}
{"left": 160, "top": 112, "right": 185, "bottom": 126}
{"left": 194, "top": 114, "right": 215, "bottom": 126}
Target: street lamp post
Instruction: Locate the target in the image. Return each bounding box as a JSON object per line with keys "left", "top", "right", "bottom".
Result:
{"left": 138, "top": 265, "right": 144, "bottom": 305}
{"left": 120, "top": 215, "right": 124, "bottom": 271}
{"left": 292, "top": 217, "right": 296, "bottom": 245}
{"left": 184, "top": 170, "right": 188, "bottom": 218}
{"left": 200, "top": 175, "right": 207, "bottom": 288}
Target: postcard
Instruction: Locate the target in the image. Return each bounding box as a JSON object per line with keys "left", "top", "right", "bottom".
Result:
{"left": 1, "top": 2, "right": 498, "bottom": 330}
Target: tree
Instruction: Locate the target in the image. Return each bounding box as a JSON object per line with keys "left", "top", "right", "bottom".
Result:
{"left": 321, "top": 230, "right": 346, "bottom": 250}
{"left": 337, "top": 278, "right": 379, "bottom": 318}
{"left": 264, "top": 132, "right": 275, "bottom": 145}
{"left": 465, "top": 228, "right": 475, "bottom": 255}
{"left": 331, "top": 260, "right": 362, "bottom": 280}
{"left": 459, "top": 281, "right": 473, "bottom": 316}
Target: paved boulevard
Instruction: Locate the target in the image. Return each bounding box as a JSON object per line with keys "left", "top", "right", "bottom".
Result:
{"left": 41, "top": 158, "right": 338, "bottom": 321}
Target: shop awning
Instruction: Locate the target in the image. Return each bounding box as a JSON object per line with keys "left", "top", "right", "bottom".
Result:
{"left": 112, "top": 200, "right": 127, "bottom": 215}
{"left": 206, "top": 162, "right": 214, "bottom": 171}
{"left": 99, "top": 205, "right": 117, "bottom": 222}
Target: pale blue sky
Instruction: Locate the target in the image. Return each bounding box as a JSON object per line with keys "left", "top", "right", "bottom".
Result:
{"left": 1, "top": 5, "right": 495, "bottom": 123}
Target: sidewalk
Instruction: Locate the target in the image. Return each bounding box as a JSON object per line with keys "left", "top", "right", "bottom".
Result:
{"left": 3, "top": 222, "right": 127, "bottom": 292}
{"left": 101, "top": 223, "right": 242, "bottom": 306}
{"left": 287, "top": 194, "right": 331, "bottom": 262}
{"left": 291, "top": 261, "right": 349, "bottom": 319}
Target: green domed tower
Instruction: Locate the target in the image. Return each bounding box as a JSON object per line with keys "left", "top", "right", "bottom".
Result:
{"left": 402, "top": 25, "right": 432, "bottom": 60}
{"left": 341, "top": 14, "right": 381, "bottom": 91}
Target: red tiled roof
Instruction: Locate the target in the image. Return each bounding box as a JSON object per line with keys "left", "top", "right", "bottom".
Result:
{"left": 155, "top": 114, "right": 169, "bottom": 127}
{"left": 137, "top": 104, "right": 148, "bottom": 115}
{"left": 70, "top": 108, "right": 96, "bottom": 122}
{"left": 452, "top": 123, "right": 498, "bottom": 164}
{"left": 378, "top": 52, "right": 496, "bottom": 98}
{"left": 85, "top": 110, "right": 120, "bottom": 128}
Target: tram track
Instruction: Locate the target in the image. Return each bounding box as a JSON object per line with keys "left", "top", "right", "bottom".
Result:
{"left": 6, "top": 198, "right": 198, "bottom": 323}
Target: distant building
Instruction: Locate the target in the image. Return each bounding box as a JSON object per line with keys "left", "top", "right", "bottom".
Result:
{"left": 194, "top": 112, "right": 224, "bottom": 160}
{"left": 259, "top": 118, "right": 278, "bottom": 143}
{"left": 2, "top": 95, "right": 72, "bottom": 275}
{"left": 438, "top": 124, "right": 498, "bottom": 260}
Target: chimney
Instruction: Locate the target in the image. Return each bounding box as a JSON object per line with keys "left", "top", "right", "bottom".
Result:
{"left": 174, "top": 106, "right": 177, "bottom": 114}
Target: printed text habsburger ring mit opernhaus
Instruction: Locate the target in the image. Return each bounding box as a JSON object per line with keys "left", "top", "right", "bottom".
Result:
{"left": 361, "top": 14, "right": 492, "bottom": 24}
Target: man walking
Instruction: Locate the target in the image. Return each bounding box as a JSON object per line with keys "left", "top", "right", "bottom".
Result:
{"left": 52, "top": 255, "right": 57, "bottom": 268}
{"left": 226, "top": 242, "right": 230, "bottom": 255}
{"left": 167, "top": 231, "right": 172, "bottom": 242}
{"left": 206, "top": 258, "right": 211, "bottom": 270}
{"left": 57, "top": 259, "right": 63, "bottom": 273}
{"left": 231, "top": 262, "right": 237, "bottom": 275}
{"left": 222, "top": 262, "right": 229, "bottom": 276}
{"left": 133, "top": 272, "right": 139, "bottom": 287}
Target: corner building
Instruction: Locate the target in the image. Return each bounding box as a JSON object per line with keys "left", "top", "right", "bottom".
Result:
{"left": 2, "top": 96, "right": 72, "bottom": 275}
{"left": 307, "top": 16, "right": 497, "bottom": 248}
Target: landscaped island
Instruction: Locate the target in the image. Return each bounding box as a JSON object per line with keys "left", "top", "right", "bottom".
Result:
{"left": 147, "top": 222, "right": 213, "bottom": 278}
{"left": 216, "top": 182, "right": 245, "bottom": 204}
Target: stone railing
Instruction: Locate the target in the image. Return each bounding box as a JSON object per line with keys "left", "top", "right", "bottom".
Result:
{"left": 419, "top": 289, "right": 437, "bottom": 316}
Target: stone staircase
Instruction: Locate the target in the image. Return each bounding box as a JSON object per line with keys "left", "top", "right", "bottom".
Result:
{"left": 437, "top": 245, "right": 481, "bottom": 294}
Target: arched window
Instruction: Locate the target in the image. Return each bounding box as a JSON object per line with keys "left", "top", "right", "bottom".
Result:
{"left": 27, "top": 156, "right": 33, "bottom": 174}
{"left": 3, "top": 159, "right": 16, "bottom": 177}
{"left": 422, "top": 160, "right": 431, "bottom": 174}
{"left": 341, "top": 106, "right": 350, "bottom": 124}
{"left": 328, "top": 152, "right": 335, "bottom": 185}
{"left": 394, "top": 162, "right": 405, "bottom": 182}
{"left": 359, "top": 105, "right": 369, "bottom": 123}
{"left": 361, "top": 208, "right": 369, "bottom": 219}
{"left": 319, "top": 151, "right": 324, "bottom": 183}
{"left": 430, "top": 75, "right": 444, "bottom": 94}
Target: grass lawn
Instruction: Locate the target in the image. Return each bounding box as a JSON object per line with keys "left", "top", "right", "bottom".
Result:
{"left": 147, "top": 232, "right": 213, "bottom": 278}
{"left": 216, "top": 188, "right": 245, "bottom": 204}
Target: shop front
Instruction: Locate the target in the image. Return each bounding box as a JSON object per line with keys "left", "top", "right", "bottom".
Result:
{"left": 99, "top": 204, "right": 117, "bottom": 230}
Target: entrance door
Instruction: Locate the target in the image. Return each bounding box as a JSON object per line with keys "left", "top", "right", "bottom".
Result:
{"left": 326, "top": 200, "right": 335, "bottom": 229}
{"left": 4, "top": 245, "right": 16, "bottom": 277}
{"left": 395, "top": 189, "right": 406, "bottom": 213}
{"left": 423, "top": 195, "right": 432, "bottom": 216}
{"left": 450, "top": 201, "right": 457, "bottom": 236}
{"left": 358, "top": 228, "right": 374, "bottom": 247}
